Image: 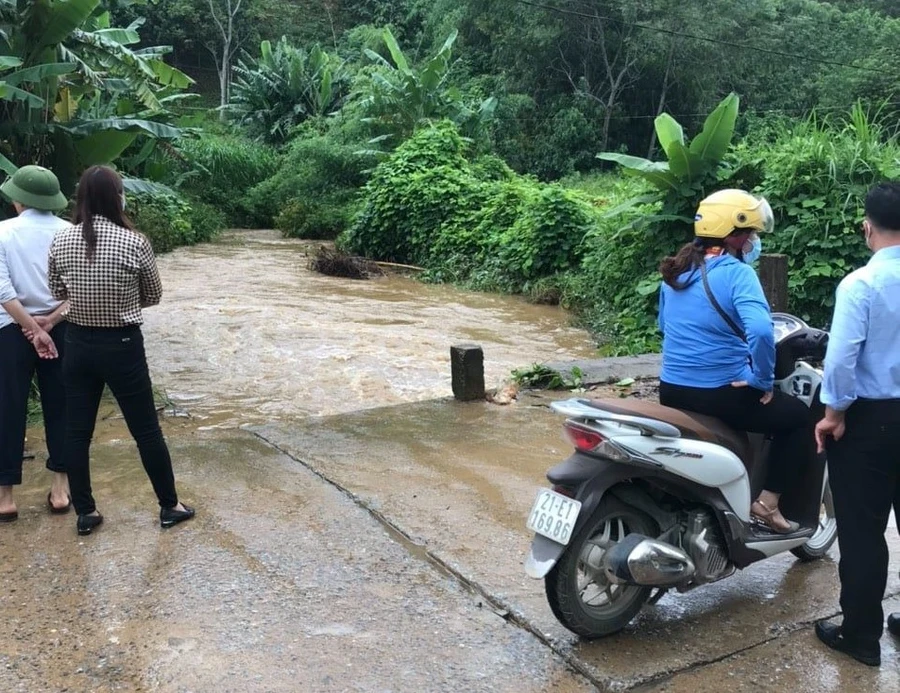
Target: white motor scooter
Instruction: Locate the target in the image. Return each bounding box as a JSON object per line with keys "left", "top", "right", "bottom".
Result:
{"left": 525, "top": 313, "right": 836, "bottom": 638}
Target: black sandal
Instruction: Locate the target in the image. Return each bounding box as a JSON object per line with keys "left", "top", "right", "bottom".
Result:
{"left": 0, "top": 510, "right": 18, "bottom": 523}
{"left": 48, "top": 492, "right": 72, "bottom": 515}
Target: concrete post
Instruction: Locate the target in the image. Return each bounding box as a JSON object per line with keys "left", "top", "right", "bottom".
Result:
{"left": 451, "top": 344, "right": 485, "bottom": 402}
{"left": 759, "top": 254, "right": 789, "bottom": 313}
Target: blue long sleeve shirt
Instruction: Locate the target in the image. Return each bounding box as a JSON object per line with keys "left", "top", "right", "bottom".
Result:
{"left": 659, "top": 254, "right": 776, "bottom": 391}
{"left": 821, "top": 245, "right": 900, "bottom": 411}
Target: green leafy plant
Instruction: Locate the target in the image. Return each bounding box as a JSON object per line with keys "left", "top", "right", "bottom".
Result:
{"left": 175, "top": 134, "right": 278, "bottom": 227}
{"left": 511, "top": 364, "right": 585, "bottom": 390}
{"left": 358, "top": 27, "right": 497, "bottom": 146}
{"left": 597, "top": 92, "right": 742, "bottom": 233}
{"left": 740, "top": 104, "right": 896, "bottom": 326}
{"left": 0, "top": 0, "right": 192, "bottom": 190}
{"left": 229, "top": 37, "right": 349, "bottom": 143}
{"left": 247, "top": 133, "right": 370, "bottom": 232}
{"left": 130, "top": 191, "right": 224, "bottom": 253}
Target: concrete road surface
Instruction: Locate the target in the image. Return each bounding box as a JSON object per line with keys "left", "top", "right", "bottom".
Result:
{"left": 5, "top": 395, "right": 900, "bottom": 692}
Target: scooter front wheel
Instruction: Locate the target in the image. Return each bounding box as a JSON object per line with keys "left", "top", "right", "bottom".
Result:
{"left": 545, "top": 497, "right": 658, "bottom": 638}
{"left": 791, "top": 473, "right": 838, "bottom": 561}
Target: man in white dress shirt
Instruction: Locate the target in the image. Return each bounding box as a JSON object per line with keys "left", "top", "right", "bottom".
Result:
{"left": 0, "top": 165, "right": 72, "bottom": 522}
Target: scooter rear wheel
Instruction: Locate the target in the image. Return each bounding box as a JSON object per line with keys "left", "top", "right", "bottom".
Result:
{"left": 545, "top": 497, "right": 658, "bottom": 638}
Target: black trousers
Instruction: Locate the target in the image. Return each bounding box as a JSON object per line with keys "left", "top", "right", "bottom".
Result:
{"left": 0, "top": 321, "right": 67, "bottom": 486}
{"left": 63, "top": 324, "right": 178, "bottom": 515}
{"left": 828, "top": 398, "right": 900, "bottom": 646}
{"left": 659, "top": 381, "right": 813, "bottom": 494}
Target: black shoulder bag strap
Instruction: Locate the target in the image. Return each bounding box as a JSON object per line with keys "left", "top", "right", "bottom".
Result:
{"left": 699, "top": 261, "right": 747, "bottom": 343}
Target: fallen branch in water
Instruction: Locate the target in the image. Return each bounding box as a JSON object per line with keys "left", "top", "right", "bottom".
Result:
{"left": 373, "top": 260, "right": 425, "bottom": 272}
{"left": 308, "top": 246, "right": 385, "bottom": 280}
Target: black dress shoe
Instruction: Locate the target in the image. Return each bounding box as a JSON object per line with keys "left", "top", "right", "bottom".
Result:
{"left": 888, "top": 613, "right": 900, "bottom": 637}
{"left": 815, "top": 621, "right": 880, "bottom": 666}
{"left": 160, "top": 505, "right": 195, "bottom": 529}
{"left": 77, "top": 513, "right": 104, "bottom": 536}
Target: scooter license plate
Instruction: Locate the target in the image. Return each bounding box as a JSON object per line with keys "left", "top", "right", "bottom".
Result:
{"left": 526, "top": 489, "right": 582, "bottom": 546}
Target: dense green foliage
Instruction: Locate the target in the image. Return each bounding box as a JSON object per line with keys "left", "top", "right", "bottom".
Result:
{"left": 0, "top": 0, "right": 191, "bottom": 190}
{"left": 247, "top": 133, "right": 370, "bottom": 238}
{"left": 230, "top": 39, "right": 349, "bottom": 143}
{"left": 129, "top": 191, "right": 225, "bottom": 253}
{"left": 174, "top": 134, "right": 278, "bottom": 228}
{"left": 342, "top": 121, "right": 599, "bottom": 293}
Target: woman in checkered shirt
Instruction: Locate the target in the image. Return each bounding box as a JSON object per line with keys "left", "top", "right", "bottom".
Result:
{"left": 48, "top": 166, "right": 195, "bottom": 536}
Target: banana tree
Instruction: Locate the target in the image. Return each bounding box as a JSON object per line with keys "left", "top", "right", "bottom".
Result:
{"left": 359, "top": 27, "right": 497, "bottom": 146}
{"left": 229, "top": 37, "right": 349, "bottom": 143}
{"left": 597, "top": 92, "right": 741, "bottom": 230}
{"left": 0, "top": 0, "right": 192, "bottom": 193}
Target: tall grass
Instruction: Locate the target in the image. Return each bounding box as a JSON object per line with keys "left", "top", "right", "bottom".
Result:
{"left": 177, "top": 134, "right": 279, "bottom": 228}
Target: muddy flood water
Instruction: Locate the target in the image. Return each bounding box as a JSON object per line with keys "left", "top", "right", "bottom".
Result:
{"left": 142, "top": 230, "right": 597, "bottom": 426}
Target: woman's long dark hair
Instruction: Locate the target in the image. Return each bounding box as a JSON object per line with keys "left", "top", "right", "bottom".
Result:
{"left": 660, "top": 237, "right": 722, "bottom": 290}
{"left": 72, "top": 166, "right": 133, "bottom": 261}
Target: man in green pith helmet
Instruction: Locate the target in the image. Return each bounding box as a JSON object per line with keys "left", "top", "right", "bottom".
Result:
{"left": 0, "top": 165, "right": 73, "bottom": 523}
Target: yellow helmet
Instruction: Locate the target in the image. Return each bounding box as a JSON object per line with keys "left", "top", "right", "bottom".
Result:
{"left": 694, "top": 189, "right": 774, "bottom": 239}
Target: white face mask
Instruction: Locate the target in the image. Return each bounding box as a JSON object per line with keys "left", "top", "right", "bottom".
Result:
{"left": 742, "top": 233, "right": 762, "bottom": 264}
{"left": 120, "top": 193, "right": 127, "bottom": 211}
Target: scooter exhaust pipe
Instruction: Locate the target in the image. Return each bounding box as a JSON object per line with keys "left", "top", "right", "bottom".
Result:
{"left": 602, "top": 534, "right": 695, "bottom": 587}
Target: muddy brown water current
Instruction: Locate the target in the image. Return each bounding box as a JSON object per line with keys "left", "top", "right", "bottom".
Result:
{"left": 141, "top": 230, "right": 597, "bottom": 427}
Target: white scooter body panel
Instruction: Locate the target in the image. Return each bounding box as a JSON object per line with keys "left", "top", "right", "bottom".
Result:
{"left": 582, "top": 422, "right": 753, "bottom": 522}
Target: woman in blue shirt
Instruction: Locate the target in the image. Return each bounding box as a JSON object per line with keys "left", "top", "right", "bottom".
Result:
{"left": 657, "top": 189, "right": 813, "bottom": 534}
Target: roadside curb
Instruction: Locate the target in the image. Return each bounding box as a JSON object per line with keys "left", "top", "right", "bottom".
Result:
{"left": 542, "top": 354, "right": 662, "bottom": 386}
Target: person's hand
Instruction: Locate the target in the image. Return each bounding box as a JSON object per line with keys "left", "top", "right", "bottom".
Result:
{"left": 31, "top": 330, "right": 58, "bottom": 360}
{"left": 815, "top": 412, "right": 846, "bottom": 453}
{"left": 21, "top": 315, "right": 53, "bottom": 342}
{"left": 33, "top": 315, "right": 53, "bottom": 330}
{"left": 731, "top": 381, "right": 774, "bottom": 404}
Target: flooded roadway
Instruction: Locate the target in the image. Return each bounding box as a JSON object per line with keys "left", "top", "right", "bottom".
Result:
{"left": 142, "top": 230, "right": 596, "bottom": 427}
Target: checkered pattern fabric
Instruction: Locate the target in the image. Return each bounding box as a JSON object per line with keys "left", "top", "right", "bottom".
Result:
{"left": 48, "top": 216, "right": 163, "bottom": 327}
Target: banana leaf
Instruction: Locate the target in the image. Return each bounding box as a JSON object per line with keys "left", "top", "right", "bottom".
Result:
{"left": 74, "top": 129, "right": 138, "bottom": 166}
{"left": 597, "top": 152, "right": 679, "bottom": 191}
{"left": 689, "top": 92, "right": 740, "bottom": 162}
{"left": 60, "top": 117, "right": 181, "bottom": 139}
{"left": 2, "top": 62, "right": 75, "bottom": 86}
{"left": 35, "top": 0, "right": 101, "bottom": 51}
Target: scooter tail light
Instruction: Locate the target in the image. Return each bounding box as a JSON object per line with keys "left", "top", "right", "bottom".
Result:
{"left": 563, "top": 421, "right": 606, "bottom": 452}
{"left": 563, "top": 421, "right": 632, "bottom": 463}
{"left": 552, "top": 485, "right": 576, "bottom": 498}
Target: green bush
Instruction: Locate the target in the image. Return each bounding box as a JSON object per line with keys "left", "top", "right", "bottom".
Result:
{"left": 559, "top": 177, "right": 667, "bottom": 355}
{"left": 345, "top": 120, "right": 598, "bottom": 296}
{"left": 247, "top": 134, "right": 370, "bottom": 233}
{"left": 176, "top": 135, "right": 278, "bottom": 228}
{"left": 130, "top": 192, "right": 225, "bottom": 254}
{"left": 275, "top": 198, "right": 359, "bottom": 240}
{"left": 342, "top": 121, "right": 489, "bottom": 264}
{"left": 497, "top": 186, "right": 594, "bottom": 284}
{"left": 738, "top": 107, "right": 899, "bottom": 326}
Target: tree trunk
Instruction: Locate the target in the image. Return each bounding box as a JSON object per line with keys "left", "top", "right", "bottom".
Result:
{"left": 647, "top": 41, "right": 676, "bottom": 159}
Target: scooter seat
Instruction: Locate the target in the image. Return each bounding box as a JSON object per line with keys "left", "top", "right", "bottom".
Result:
{"left": 585, "top": 399, "right": 753, "bottom": 467}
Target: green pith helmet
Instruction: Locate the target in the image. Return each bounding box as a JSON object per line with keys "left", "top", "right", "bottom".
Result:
{"left": 0, "top": 165, "right": 67, "bottom": 211}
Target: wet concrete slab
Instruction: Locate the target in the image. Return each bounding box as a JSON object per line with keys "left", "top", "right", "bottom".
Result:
{"left": 635, "top": 595, "right": 900, "bottom": 692}
{"left": 253, "top": 395, "right": 900, "bottom": 691}
{"left": 1, "top": 430, "right": 593, "bottom": 693}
